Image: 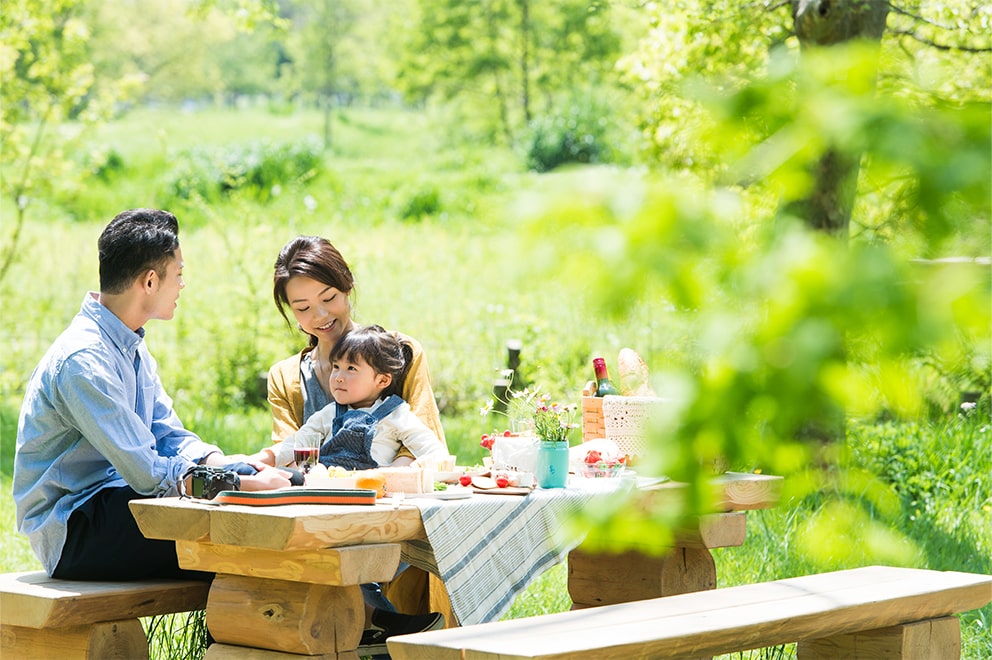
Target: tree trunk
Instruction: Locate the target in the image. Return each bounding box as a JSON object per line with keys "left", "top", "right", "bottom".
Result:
{"left": 788, "top": 0, "right": 891, "bottom": 451}
{"left": 788, "top": 0, "right": 891, "bottom": 238}
{"left": 518, "top": 0, "right": 532, "bottom": 125}
{"left": 485, "top": 6, "right": 514, "bottom": 145}
{"left": 791, "top": 0, "right": 889, "bottom": 46}
{"left": 322, "top": 94, "right": 333, "bottom": 151}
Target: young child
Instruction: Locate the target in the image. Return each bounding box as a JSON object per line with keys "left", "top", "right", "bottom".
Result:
{"left": 255, "top": 324, "right": 448, "bottom": 470}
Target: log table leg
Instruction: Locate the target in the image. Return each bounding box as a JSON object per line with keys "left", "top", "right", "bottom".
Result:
{"left": 567, "top": 546, "right": 716, "bottom": 608}
{"left": 203, "top": 575, "right": 364, "bottom": 659}
{"left": 169, "top": 540, "right": 403, "bottom": 657}
{"left": 567, "top": 512, "right": 743, "bottom": 608}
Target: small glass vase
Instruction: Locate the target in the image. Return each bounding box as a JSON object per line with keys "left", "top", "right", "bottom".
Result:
{"left": 535, "top": 440, "right": 569, "bottom": 489}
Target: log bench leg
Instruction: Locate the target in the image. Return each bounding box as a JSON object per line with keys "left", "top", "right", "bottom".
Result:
{"left": 567, "top": 546, "right": 716, "bottom": 608}
{"left": 799, "top": 616, "right": 961, "bottom": 660}
{"left": 206, "top": 643, "right": 358, "bottom": 659}
{"left": 1, "top": 619, "right": 149, "bottom": 659}
{"left": 202, "top": 574, "right": 364, "bottom": 658}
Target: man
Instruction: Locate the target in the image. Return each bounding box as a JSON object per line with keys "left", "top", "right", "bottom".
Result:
{"left": 14, "top": 208, "right": 290, "bottom": 580}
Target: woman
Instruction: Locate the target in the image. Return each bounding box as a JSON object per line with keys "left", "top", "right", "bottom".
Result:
{"left": 267, "top": 235, "right": 446, "bottom": 451}
{"left": 265, "top": 235, "right": 450, "bottom": 654}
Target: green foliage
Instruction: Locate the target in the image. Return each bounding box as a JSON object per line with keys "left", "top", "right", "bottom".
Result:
{"left": 851, "top": 411, "right": 991, "bottom": 559}
{"left": 525, "top": 45, "right": 990, "bottom": 555}
{"left": 0, "top": 0, "right": 143, "bottom": 282}
{"left": 523, "top": 101, "right": 613, "bottom": 172}
{"left": 399, "top": 0, "right": 625, "bottom": 144}
{"left": 162, "top": 135, "right": 324, "bottom": 204}
{"left": 712, "top": 414, "right": 991, "bottom": 659}
{"left": 145, "top": 610, "right": 208, "bottom": 660}
{"left": 398, "top": 184, "right": 442, "bottom": 220}
{"left": 502, "top": 414, "right": 991, "bottom": 658}
{"left": 89, "top": 148, "right": 126, "bottom": 181}
{"left": 619, "top": 1, "right": 991, "bottom": 172}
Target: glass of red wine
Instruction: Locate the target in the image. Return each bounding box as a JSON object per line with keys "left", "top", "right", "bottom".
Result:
{"left": 293, "top": 435, "right": 320, "bottom": 478}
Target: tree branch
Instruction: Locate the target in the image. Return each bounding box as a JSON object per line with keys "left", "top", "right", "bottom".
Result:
{"left": 890, "top": 28, "right": 992, "bottom": 53}
{"left": 886, "top": 3, "right": 952, "bottom": 30}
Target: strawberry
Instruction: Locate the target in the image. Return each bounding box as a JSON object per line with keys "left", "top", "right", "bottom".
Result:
{"left": 495, "top": 476, "right": 509, "bottom": 488}
{"left": 459, "top": 474, "right": 472, "bottom": 487}
{"left": 584, "top": 450, "right": 602, "bottom": 465}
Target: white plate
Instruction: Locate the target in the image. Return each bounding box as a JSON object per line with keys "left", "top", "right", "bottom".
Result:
{"left": 434, "top": 471, "right": 463, "bottom": 483}
{"left": 384, "top": 489, "right": 473, "bottom": 500}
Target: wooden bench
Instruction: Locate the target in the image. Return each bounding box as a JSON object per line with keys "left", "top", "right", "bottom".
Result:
{"left": 0, "top": 570, "right": 210, "bottom": 659}
{"left": 386, "top": 566, "right": 992, "bottom": 660}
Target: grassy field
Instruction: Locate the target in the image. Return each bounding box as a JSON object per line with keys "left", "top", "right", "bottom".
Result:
{"left": 1, "top": 106, "right": 989, "bottom": 658}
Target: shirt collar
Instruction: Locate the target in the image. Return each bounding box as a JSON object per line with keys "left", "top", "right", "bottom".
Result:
{"left": 81, "top": 292, "right": 145, "bottom": 358}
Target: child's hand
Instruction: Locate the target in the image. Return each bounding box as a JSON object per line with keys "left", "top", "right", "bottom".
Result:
{"left": 241, "top": 450, "right": 275, "bottom": 467}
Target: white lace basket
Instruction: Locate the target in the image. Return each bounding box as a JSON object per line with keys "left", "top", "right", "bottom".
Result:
{"left": 581, "top": 395, "right": 666, "bottom": 458}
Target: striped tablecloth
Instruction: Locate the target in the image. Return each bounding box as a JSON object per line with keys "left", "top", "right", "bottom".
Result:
{"left": 399, "top": 479, "right": 629, "bottom": 626}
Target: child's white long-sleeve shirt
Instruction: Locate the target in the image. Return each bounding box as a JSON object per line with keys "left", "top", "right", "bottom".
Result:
{"left": 269, "top": 397, "right": 447, "bottom": 468}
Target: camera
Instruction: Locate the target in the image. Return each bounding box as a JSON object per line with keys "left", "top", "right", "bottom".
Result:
{"left": 184, "top": 465, "right": 241, "bottom": 500}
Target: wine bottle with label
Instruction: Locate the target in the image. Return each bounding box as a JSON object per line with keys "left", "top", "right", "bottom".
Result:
{"left": 592, "top": 357, "right": 621, "bottom": 397}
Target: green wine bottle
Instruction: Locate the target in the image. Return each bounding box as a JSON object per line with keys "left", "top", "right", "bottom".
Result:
{"left": 592, "top": 357, "right": 620, "bottom": 397}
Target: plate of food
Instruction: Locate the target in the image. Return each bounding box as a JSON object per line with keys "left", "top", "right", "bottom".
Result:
{"left": 304, "top": 476, "right": 358, "bottom": 489}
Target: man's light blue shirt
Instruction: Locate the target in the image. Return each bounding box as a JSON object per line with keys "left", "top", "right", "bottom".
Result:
{"left": 13, "top": 293, "right": 221, "bottom": 575}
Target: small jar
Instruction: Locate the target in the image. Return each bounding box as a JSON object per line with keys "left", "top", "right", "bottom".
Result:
{"left": 536, "top": 440, "right": 569, "bottom": 488}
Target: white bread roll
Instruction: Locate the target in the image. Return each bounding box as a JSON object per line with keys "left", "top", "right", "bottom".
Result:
{"left": 617, "top": 348, "right": 656, "bottom": 396}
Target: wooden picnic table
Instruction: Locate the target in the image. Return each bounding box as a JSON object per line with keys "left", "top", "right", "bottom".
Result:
{"left": 130, "top": 472, "right": 780, "bottom": 659}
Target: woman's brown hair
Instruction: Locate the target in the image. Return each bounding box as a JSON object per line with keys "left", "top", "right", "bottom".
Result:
{"left": 273, "top": 235, "right": 355, "bottom": 345}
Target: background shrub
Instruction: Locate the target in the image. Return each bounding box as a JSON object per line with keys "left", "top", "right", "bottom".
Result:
{"left": 524, "top": 101, "right": 613, "bottom": 173}
{"left": 162, "top": 135, "right": 324, "bottom": 203}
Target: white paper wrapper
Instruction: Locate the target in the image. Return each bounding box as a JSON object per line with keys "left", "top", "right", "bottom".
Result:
{"left": 491, "top": 433, "right": 539, "bottom": 473}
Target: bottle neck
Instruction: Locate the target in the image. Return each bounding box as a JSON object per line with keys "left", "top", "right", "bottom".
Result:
{"left": 593, "top": 362, "right": 610, "bottom": 381}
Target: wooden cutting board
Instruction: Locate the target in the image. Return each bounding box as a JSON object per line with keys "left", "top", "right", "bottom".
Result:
{"left": 470, "top": 474, "right": 532, "bottom": 495}
{"left": 472, "top": 486, "right": 532, "bottom": 496}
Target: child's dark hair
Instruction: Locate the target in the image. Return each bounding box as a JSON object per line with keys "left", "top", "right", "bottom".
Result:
{"left": 330, "top": 324, "right": 413, "bottom": 398}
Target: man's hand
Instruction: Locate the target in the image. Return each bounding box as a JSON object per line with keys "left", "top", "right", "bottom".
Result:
{"left": 239, "top": 465, "right": 292, "bottom": 491}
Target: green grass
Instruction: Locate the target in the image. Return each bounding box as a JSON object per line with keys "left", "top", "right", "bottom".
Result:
{"left": 498, "top": 414, "right": 992, "bottom": 659}
{"left": 2, "top": 105, "right": 989, "bottom": 658}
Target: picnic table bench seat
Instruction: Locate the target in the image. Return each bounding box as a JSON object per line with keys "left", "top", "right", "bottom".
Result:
{"left": 0, "top": 570, "right": 209, "bottom": 659}
{"left": 387, "top": 565, "right": 992, "bottom": 660}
